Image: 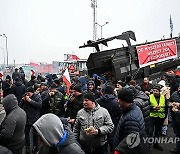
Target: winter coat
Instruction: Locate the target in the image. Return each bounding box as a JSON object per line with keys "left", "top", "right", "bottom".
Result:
{"left": 2, "top": 81, "right": 11, "bottom": 97}
{"left": 48, "top": 91, "right": 65, "bottom": 117}
{"left": 11, "top": 81, "right": 26, "bottom": 103}
{"left": 20, "top": 93, "right": 42, "bottom": 125}
{"left": 73, "top": 104, "right": 114, "bottom": 149}
{"left": 33, "top": 113, "right": 85, "bottom": 154}
{"left": 169, "top": 91, "right": 180, "bottom": 124}
{"left": 133, "top": 90, "right": 151, "bottom": 132}
{"left": 65, "top": 94, "right": 84, "bottom": 119}
{"left": 115, "top": 132, "right": 149, "bottom": 154}
{"left": 40, "top": 88, "right": 50, "bottom": 115}
{"left": 113, "top": 104, "right": 145, "bottom": 149}
{"left": 26, "top": 80, "right": 37, "bottom": 89}
{"left": 0, "top": 94, "right": 26, "bottom": 152}
{"left": 12, "top": 72, "right": 20, "bottom": 81}
{"left": 140, "top": 83, "right": 153, "bottom": 93}
{"left": 96, "top": 94, "right": 121, "bottom": 127}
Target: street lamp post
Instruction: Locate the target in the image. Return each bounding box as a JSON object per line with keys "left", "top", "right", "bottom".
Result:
{"left": 0, "top": 47, "right": 5, "bottom": 65}
{"left": 0, "top": 34, "right": 8, "bottom": 66}
{"left": 95, "top": 22, "right": 109, "bottom": 50}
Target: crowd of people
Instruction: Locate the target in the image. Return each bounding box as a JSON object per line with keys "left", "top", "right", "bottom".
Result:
{"left": 0, "top": 67, "right": 180, "bottom": 154}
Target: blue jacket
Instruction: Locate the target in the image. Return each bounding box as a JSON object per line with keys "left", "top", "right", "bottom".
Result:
{"left": 113, "top": 103, "right": 145, "bottom": 149}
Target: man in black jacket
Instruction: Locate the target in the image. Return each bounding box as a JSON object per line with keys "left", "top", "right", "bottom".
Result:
{"left": 11, "top": 77, "right": 26, "bottom": 104}
{"left": 0, "top": 94, "right": 26, "bottom": 154}
{"left": 20, "top": 86, "right": 42, "bottom": 154}
{"left": 96, "top": 85, "right": 121, "bottom": 152}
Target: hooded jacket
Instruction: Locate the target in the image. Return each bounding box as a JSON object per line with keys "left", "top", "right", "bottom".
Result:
{"left": 73, "top": 104, "right": 114, "bottom": 149}
{"left": 0, "top": 94, "right": 26, "bottom": 152}
{"left": 0, "top": 104, "right": 6, "bottom": 125}
{"left": 133, "top": 89, "right": 151, "bottom": 131}
{"left": 33, "top": 113, "right": 85, "bottom": 154}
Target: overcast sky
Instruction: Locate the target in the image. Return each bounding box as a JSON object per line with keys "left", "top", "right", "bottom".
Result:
{"left": 0, "top": 0, "right": 179, "bottom": 64}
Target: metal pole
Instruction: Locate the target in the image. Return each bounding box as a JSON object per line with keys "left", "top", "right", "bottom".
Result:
{"left": 0, "top": 34, "right": 8, "bottom": 66}
{"left": 4, "top": 34, "right": 8, "bottom": 66}
{"left": 0, "top": 47, "right": 5, "bottom": 65}
{"left": 101, "top": 26, "right": 102, "bottom": 39}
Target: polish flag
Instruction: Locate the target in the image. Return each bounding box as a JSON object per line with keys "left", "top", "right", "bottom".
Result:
{"left": 30, "top": 70, "right": 35, "bottom": 76}
{"left": 62, "top": 69, "right": 71, "bottom": 95}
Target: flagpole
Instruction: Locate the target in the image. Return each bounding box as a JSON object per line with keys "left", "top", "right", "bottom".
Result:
{"left": 170, "top": 15, "right": 173, "bottom": 38}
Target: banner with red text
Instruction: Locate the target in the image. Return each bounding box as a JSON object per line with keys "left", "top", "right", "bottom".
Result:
{"left": 136, "top": 39, "right": 177, "bottom": 68}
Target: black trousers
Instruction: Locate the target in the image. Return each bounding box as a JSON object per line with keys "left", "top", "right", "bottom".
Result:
{"left": 82, "top": 143, "right": 108, "bottom": 154}
{"left": 25, "top": 124, "right": 38, "bottom": 147}
{"left": 149, "top": 117, "right": 165, "bottom": 138}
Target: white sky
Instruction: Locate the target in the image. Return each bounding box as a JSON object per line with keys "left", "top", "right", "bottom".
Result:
{"left": 0, "top": 0, "right": 179, "bottom": 64}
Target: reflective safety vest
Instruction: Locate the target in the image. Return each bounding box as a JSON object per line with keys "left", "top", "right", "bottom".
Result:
{"left": 149, "top": 94, "right": 166, "bottom": 118}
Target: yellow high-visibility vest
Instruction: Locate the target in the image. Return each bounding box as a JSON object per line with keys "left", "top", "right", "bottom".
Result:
{"left": 149, "top": 94, "right": 166, "bottom": 118}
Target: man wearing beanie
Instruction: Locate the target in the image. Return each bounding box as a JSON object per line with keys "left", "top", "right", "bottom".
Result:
{"left": 148, "top": 85, "right": 168, "bottom": 151}
{"left": 85, "top": 80, "right": 100, "bottom": 99}
{"left": 20, "top": 86, "right": 42, "bottom": 154}
{"left": 73, "top": 92, "right": 114, "bottom": 154}
{"left": 65, "top": 84, "right": 84, "bottom": 127}
{"left": 0, "top": 94, "right": 26, "bottom": 154}
{"left": 96, "top": 85, "right": 121, "bottom": 152}
{"left": 113, "top": 87, "right": 146, "bottom": 154}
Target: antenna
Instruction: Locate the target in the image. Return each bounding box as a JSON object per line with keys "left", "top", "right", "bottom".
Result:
{"left": 91, "top": 0, "right": 97, "bottom": 42}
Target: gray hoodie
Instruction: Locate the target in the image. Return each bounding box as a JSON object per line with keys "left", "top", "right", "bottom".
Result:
{"left": 0, "top": 94, "right": 26, "bottom": 152}
{"left": 0, "top": 104, "right": 6, "bottom": 125}
{"left": 33, "top": 113, "right": 85, "bottom": 154}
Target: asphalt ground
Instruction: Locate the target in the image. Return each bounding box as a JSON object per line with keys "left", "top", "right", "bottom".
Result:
{"left": 150, "top": 124, "right": 177, "bottom": 154}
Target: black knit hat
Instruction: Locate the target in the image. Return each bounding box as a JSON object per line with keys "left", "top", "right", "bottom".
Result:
{"left": 153, "top": 84, "right": 161, "bottom": 91}
{"left": 83, "top": 92, "right": 95, "bottom": 102}
{"left": 117, "top": 80, "right": 126, "bottom": 87}
{"left": 26, "top": 86, "right": 35, "bottom": 93}
{"left": 50, "top": 83, "right": 57, "bottom": 89}
{"left": 73, "top": 84, "right": 82, "bottom": 93}
{"left": 40, "top": 82, "right": 47, "bottom": 86}
{"left": 118, "top": 87, "right": 134, "bottom": 103}
{"left": 104, "top": 85, "right": 115, "bottom": 94}
{"left": 31, "top": 75, "right": 36, "bottom": 80}
{"left": 54, "top": 79, "right": 60, "bottom": 84}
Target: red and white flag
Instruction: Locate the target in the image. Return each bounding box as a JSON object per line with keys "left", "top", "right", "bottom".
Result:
{"left": 62, "top": 69, "right": 71, "bottom": 95}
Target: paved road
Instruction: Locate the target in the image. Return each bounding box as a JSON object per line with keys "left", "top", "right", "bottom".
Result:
{"left": 150, "top": 124, "right": 176, "bottom": 154}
